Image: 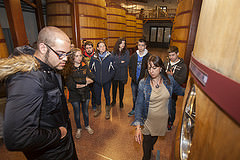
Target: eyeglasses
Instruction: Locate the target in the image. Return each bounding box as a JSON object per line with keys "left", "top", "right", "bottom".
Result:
{"left": 44, "top": 43, "right": 71, "bottom": 59}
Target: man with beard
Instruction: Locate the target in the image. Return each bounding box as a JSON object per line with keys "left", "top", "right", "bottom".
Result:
{"left": 0, "top": 26, "right": 78, "bottom": 160}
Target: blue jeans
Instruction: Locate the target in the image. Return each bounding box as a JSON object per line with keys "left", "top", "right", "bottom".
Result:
{"left": 94, "top": 82, "right": 111, "bottom": 106}
{"left": 71, "top": 101, "right": 89, "bottom": 129}
{"left": 131, "top": 80, "right": 138, "bottom": 111}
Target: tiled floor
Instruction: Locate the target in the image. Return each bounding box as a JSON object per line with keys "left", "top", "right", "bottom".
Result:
{"left": 0, "top": 48, "right": 184, "bottom": 160}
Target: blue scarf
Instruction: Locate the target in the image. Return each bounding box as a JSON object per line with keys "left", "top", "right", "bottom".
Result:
{"left": 98, "top": 51, "right": 107, "bottom": 61}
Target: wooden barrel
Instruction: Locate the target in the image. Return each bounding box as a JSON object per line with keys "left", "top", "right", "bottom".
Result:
{"left": 47, "top": 0, "right": 107, "bottom": 48}
{"left": 77, "top": 0, "right": 107, "bottom": 48}
{"left": 46, "top": 0, "right": 72, "bottom": 40}
{"left": 136, "top": 18, "right": 143, "bottom": 40}
{"left": 175, "top": 0, "right": 240, "bottom": 159}
{"left": 106, "top": 5, "right": 126, "bottom": 51}
{"left": 0, "top": 24, "right": 9, "bottom": 58}
{"left": 126, "top": 13, "right": 136, "bottom": 49}
{"left": 170, "top": 0, "right": 193, "bottom": 58}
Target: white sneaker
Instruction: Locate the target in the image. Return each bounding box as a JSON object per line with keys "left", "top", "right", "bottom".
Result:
{"left": 75, "top": 129, "right": 82, "bottom": 139}
{"left": 85, "top": 126, "right": 94, "bottom": 135}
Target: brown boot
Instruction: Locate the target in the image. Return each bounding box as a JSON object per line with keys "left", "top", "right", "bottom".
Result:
{"left": 105, "top": 105, "right": 111, "bottom": 119}
{"left": 94, "top": 105, "right": 101, "bottom": 117}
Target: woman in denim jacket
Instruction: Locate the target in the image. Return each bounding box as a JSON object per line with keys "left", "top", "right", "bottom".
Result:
{"left": 131, "top": 55, "right": 185, "bottom": 160}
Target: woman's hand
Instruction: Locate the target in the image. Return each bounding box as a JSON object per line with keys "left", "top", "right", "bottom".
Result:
{"left": 135, "top": 127, "right": 142, "bottom": 144}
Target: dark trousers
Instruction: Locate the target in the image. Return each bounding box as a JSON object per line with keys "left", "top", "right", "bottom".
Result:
{"left": 94, "top": 82, "right": 111, "bottom": 106}
{"left": 131, "top": 80, "right": 138, "bottom": 111}
{"left": 112, "top": 80, "right": 125, "bottom": 103}
{"left": 168, "top": 93, "right": 178, "bottom": 125}
{"left": 142, "top": 135, "right": 158, "bottom": 160}
{"left": 88, "top": 83, "right": 96, "bottom": 108}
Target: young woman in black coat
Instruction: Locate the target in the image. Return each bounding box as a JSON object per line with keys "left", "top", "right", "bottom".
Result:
{"left": 111, "top": 38, "right": 130, "bottom": 108}
{"left": 64, "top": 48, "right": 95, "bottom": 139}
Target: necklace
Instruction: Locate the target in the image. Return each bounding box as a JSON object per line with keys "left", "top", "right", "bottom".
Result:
{"left": 151, "top": 77, "right": 162, "bottom": 88}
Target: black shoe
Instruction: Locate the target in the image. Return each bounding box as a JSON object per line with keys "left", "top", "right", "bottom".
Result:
{"left": 110, "top": 101, "right": 116, "bottom": 106}
{"left": 120, "top": 102, "right": 123, "bottom": 108}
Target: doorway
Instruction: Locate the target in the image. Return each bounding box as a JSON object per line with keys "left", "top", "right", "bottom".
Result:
{"left": 149, "top": 26, "right": 171, "bottom": 48}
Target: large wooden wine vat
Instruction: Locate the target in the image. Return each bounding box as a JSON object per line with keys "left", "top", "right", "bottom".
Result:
{"left": 171, "top": 0, "right": 193, "bottom": 58}
{"left": 126, "top": 13, "right": 136, "bottom": 49}
{"left": 136, "top": 18, "right": 143, "bottom": 41}
{"left": 0, "top": 24, "right": 9, "bottom": 58}
{"left": 106, "top": 5, "right": 126, "bottom": 51}
{"left": 175, "top": 0, "right": 240, "bottom": 159}
{"left": 77, "top": 0, "right": 107, "bottom": 48}
{"left": 47, "top": 0, "right": 107, "bottom": 48}
{"left": 46, "top": 0, "right": 72, "bottom": 39}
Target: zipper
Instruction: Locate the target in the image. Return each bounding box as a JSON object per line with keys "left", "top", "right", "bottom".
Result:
{"left": 100, "top": 61, "right": 102, "bottom": 85}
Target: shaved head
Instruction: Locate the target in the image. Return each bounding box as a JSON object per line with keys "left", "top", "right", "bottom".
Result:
{"left": 37, "top": 26, "right": 70, "bottom": 49}
{"left": 35, "top": 26, "right": 71, "bottom": 70}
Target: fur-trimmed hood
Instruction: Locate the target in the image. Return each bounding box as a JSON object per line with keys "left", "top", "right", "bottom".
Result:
{"left": 0, "top": 54, "right": 39, "bottom": 80}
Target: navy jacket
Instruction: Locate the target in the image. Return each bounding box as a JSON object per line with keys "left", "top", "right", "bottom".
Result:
{"left": 112, "top": 50, "right": 130, "bottom": 83}
{"left": 89, "top": 51, "right": 115, "bottom": 85}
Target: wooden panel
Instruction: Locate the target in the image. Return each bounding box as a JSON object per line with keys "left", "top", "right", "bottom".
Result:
{"left": 4, "top": 0, "right": 28, "bottom": 47}
{"left": 189, "top": 86, "right": 240, "bottom": 159}
{"left": 136, "top": 19, "right": 143, "bottom": 39}
{"left": 107, "top": 6, "right": 126, "bottom": 50}
{"left": 0, "top": 24, "right": 9, "bottom": 58}
{"left": 171, "top": 0, "right": 193, "bottom": 58}
{"left": 175, "top": 0, "right": 240, "bottom": 159}
{"left": 46, "top": 0, "right": 72, "bottom": 39}
{"left": 126, "top": 13, "right": 136, "bottom": 48}
{"left": 193, "top": 0, "right": 240, "bottom": 82}
{"left": 47, "top": 0, "right": 107, "bottom": 47}
{"left": 78, "top": 0, "right": 107, "bottom": 47}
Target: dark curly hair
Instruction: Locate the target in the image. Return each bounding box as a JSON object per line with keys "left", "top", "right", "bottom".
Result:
{"left": 62, "top": 48, "right": 86, "bottom": 80}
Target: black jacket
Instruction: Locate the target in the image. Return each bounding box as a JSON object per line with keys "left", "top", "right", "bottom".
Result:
{"left": 3, "top": 57, "right": 77, "bottom": 160}
{"left": 129, "top": 50, "right": 150, "bottom": 84}
{"left": 164, "top": 57, "right": 187, "bottom": 85}
{"left": 66, "top": 62, "right": 95, "bottom": 102}
{"left": 112, "top": 50, "right": 130, "bottom": 83}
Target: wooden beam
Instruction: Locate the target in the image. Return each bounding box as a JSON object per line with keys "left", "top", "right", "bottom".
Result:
{"left": 71, "top": 0, "right": 80, "bottom": 48}
{"left": 184, "top": 0, "right": 203, "bottom": 69}
{"left": 35, "top": 0, "right": 45, "bottom": 32}
{"left": 22, "top": 0, "right": 37, "bottom": 8}
{"left": 4, "top": 0, "right": 29, "bottom": 47}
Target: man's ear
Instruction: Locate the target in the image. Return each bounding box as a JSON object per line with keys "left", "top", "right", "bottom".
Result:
{"left": 177, "top": 52, "right": 179, "bottom": 56}
{"left": 39, "top": 43, "right": 48, "bottom": 54}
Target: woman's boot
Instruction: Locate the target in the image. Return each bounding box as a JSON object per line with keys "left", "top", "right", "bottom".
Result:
{"left": 105, "top": 105, "right": 111, "bottom": 119}
{"left": 94, "top": 105, "right": 101, "bottom": 117}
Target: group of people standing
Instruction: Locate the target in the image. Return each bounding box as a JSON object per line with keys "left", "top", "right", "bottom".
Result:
{"left": 64, "top": 36, "right": 187, "bottom": 160}
{"left": 62, "top": 38, "right": 130, "bottom": 139}
{"left": 0, "top": 26, "right": 187, "bottom": 160}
